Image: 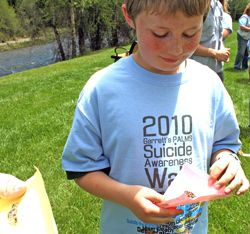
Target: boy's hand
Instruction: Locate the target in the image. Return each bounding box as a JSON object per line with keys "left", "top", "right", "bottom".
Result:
{"left": 76, "top": 171, "right": 182, "bottom": 224}
{"left": 209, "top": 153, "right": 250, "bottom": 195}
{"left": 0, "top": 173, "right": 27, "bottom": 199}
{"left": 124, "top": 185, "right": 183, "bottom": 224}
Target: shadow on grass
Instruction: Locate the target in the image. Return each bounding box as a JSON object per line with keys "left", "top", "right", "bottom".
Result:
{"left": 240, "top": 126, "right": 250, "bottom": 138}
{"left": 224, "top": 67, "right": 246, "bottom": 72}
{"left": 224, "top": 67, "right": 237, "bottom": 72}
{"left": 236, "top": 78, "right": 250, "bottom": 85}
{"left": 223, "top": 67, "right": 249, "bottom": 84}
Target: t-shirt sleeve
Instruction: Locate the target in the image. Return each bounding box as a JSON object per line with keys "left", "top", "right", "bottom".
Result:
{"left": 212, "top": 86, "right": 241, "bottom": 154}
{"left": 222, "top": 13, "right": 233, "bottom": 32}
{"left": 239, "top": 15, "right": 248, "bottom": 26}
{"left": 66, "top": 167, "right": 111, "bottom": 180}
{"left": 62, "top": 82, "right": 110, "bottom": 174}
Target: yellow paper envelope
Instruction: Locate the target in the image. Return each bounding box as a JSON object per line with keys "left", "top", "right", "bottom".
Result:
{"left": 0, "top": 168, "right": 58, "bottom": 234}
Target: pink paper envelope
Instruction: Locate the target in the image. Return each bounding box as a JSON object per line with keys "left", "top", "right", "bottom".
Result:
{"left": 158, "top": 164, "right": 230, "bottom": 208}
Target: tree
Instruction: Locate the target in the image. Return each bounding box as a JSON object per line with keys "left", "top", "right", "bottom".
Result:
{"left": 0, "top": 0, "right": 20, "bottom": 41}
{"left": 7, "top": 0, "right": 17, "bottom": 6}
{"left": 4, "top": 0, "right": 131, "bottom": 58}
{"left": 17, "top": 0, "right": 44, "bottom": 38}
{"left": 75, "top": 7, "right": 86, "bottom": 55}
{"left": 82, "top": 0, "right": 128, "bottom": 51}
{"left": 69, "top": 0, "right": 77, "bottom": 58}
{"left": 17, "top": 0, "right": 67, "bottom": 60}
{"left": 45, "top": 0, "right": 67, "bottom": 60}
{"left": 228, "top": 0, "right": 249, "bottom": 20}
{"left": 108, "top": 0, "right": 131, "bottom": 47}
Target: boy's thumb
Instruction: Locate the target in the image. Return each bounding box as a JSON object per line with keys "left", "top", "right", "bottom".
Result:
{"left": 0, "top": 174, "right": 27, "bottom": 199}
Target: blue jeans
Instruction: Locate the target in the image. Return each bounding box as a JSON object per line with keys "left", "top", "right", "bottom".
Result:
{"left": 234, "top": 33, "right": 248, "bottom": 70}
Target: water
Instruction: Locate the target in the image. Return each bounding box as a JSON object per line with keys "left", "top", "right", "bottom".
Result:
{"left": 0, "top": 41, "right": 60, "bottom": 77}
{"left": 0, "top": 36, "right": 125, "bottom": 78}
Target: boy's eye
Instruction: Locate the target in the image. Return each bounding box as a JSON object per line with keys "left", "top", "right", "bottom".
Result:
{"left": 152, "top": 32, "right": 169, "bottom": 38}
{"left": 183, "top": 33, "right": 196, "bottom": 38}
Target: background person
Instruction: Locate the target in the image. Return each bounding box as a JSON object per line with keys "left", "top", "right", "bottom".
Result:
{"left": 248, "top": 39, "right": 250, "bottom": 82}
{"left": 62, "top": 1, "right": 250, "bottom": 233}
{"left": 220, "top": 0, "right": 233, "bottom": 40}
{"left": 191, "top": 0, "right": 230, "bottom": 82}
{"left": 234, "top": 3, "right": 250, "bottom": 71}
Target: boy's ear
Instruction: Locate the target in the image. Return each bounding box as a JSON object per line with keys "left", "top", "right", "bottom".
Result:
{"left": 121, "top": 4, "right": 135, "bottom": 29}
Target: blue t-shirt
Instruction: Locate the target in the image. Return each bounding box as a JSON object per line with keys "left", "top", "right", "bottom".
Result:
{"left": 238, "top": 14, "right": 250, "bottom": 40}
{"left": 62, "top": 56, "right": 241, "bottom": 234}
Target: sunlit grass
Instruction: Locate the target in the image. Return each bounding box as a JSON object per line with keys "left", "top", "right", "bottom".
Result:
{"left": 208, "top": 22, "right": 250, "bottom": 233}
{"left": 0, "top": 48, "right": 113, "bottom": 234}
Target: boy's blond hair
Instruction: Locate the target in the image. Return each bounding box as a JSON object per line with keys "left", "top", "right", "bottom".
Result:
{"left": 124, "top": 0, "right": 210, "bottom": 20}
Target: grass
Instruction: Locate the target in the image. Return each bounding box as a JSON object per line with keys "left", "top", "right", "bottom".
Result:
{"left": 0, "top": 23, "right": 250, "bottom": 233}
{"left": 0, "top": 49, "right": 112, "bottom": 234}
{"left": 207, "top": 23, "right": 250, "bottom": 234}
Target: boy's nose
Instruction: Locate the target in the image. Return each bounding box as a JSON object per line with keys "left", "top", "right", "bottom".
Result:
{"left": 166, "top": 38, "right": 183, "bottom": 56}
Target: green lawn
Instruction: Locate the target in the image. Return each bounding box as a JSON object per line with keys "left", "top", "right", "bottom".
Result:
{"left": 0, "top": 24, "right": 250, "bottom": 233}
{"left": 207, "top": 23, "right": 250, "bottom": 234}
{"left": 0, "top": 50, "right": 111, "bottom": 233}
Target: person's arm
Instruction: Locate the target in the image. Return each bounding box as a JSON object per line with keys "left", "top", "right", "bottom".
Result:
{"left": 240, "top": 25, "right": 250, "bottom": 32}
{"left": 222, "top": 28, "right": 232, "bottom": 40}
{"left": 209, "top": 150, "right": 249, "bottom": 195}
{"left": 193, "top": 44, "right": 230, "bottom": 62}
{"left": 193, "top": 44, "right": 217, "bottom": 57}
{"left": 75, "top": 171, "right": 183, "bottom": 224}
{"left": 239, "top": 15, "right": 250, "bottom": 32}
{"left": 0, "top": 173, "right": 26, "bottom": 199}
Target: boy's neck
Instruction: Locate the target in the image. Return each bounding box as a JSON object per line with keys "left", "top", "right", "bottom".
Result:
{"left": 177, "top": 60, "right": 187, "bottom": 73}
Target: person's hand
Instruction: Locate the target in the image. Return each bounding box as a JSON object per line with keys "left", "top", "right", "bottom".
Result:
{"left": 123, "top": 185, "right": 183, "bottom": 224}
{"left": 209, "top": 153, "right": 249, "bottom": 195}
{"left": 214, "top": 47, "right": 230, "bottom": 62}
{"left": 0, "top": 173, "right": 26, "bottom": 199}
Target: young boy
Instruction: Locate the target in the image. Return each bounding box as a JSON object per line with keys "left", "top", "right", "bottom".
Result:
{"left": 62, "top": 0, "right": 249, "bottom": 233}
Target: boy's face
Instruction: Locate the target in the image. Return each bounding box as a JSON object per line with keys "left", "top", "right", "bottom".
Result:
{"left": 123, "top": 7, "right": 203, "bottom": 74}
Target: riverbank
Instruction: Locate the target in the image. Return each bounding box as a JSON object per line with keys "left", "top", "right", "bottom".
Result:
{"left": 0, "top": 37, "right": 55, "bottom": 52}
{"left": 0, "top": 37, "right": 31, "bottom": 46}
{"left": 0, "top": 27, "right": 57, "bottom": 52}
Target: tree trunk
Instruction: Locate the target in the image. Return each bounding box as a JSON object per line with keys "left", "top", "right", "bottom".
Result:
{"left": 70, "top": 1, "right": 77, "bottom": 58}
{"left": 51, "top": 24, "right": 66, "bottom": 61}
{"left": 110, "top": 28, "right": 119, "bottom": 47}
{"left": 78, "top": 25, "right": 85, "bottom": 55}
{"left": 76, "top": 8, "right": 85, "bottom": 55}
{"left": 90, "top": 24, "right": 102, "bottom": 51}
{"left": 109, "top": 6, "right": 119, "bottom": 47}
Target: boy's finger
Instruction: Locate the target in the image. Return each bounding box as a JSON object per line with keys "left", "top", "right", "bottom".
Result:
{"left": 215, "top": 160, "right": 240, "bottom": 187}
{"left": 223, "top": 173, "right": 244, "bottom": 194}
{"left": 236, "top": 177, "right": 250, "bottom": 195}
{"left": 0, "top": 174, "right": 26, "bottom": 199}
{"left": 209, "top": 159, "right": 229, "bottom": 180}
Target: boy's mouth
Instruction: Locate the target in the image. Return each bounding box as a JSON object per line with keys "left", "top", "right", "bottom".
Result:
{"left": 160, "top": 56, "right": 180, "bottom": 64}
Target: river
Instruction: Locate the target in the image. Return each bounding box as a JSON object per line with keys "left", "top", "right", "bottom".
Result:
{"left": 0, "top": 41, "right": 61, "bottom": 78}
